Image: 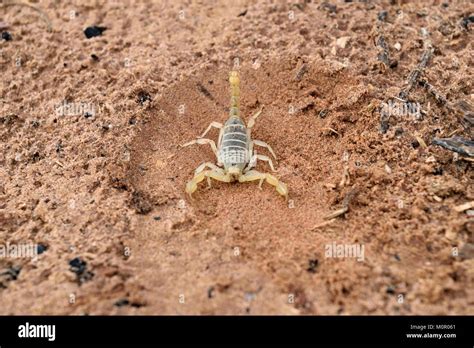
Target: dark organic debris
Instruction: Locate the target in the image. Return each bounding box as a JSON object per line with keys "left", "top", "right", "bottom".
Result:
{"left": 375, "top": 35, "right": 390, "bottom": 68}
{"left": 130, "top": 191, "right": 153, "bottom": 214}
{"left": 380, "top": 30, "right": 434, "bottom": 133}
{"left": 460, "top": 15, "right": 474, "bottom": 30}
{"left": 1, "top": 265, "right": 21, "bottom": 281}
{"left": 1, "top": 31, "right": 12, "bottom": 41}
{"left": 69, "top": 257, "right": 94, "bottom": 284}
{"left": 318, "top": 109, "right": 328, "bottom": 118}
{"left": 55, "top": 141, "right": 63, "bottom": 153}
{"left": 84, "top": 26, "right": 107, "bottom": 39}
{"left": 294, "top": 63, "right": 308, "bottom": 82}
{"left": 374, "top": 10, "right": 398, "bottom": 71}
{"left": 197, "top": 83, "right": 214, "bottom": 100}
{"left": 137, "top": 91, "right": 152, "bottom": 105}
{"left": 31, "top": 151, "right": 41, "bottom": 163}
{"left": 207, "top": 286, "right": 215, "bottom": 299}
{"left": 91, "top": 54, "right": 100, "bottom": 61}
{"left": 319, "top": 2, "right": 337, "bottom": 14}
{"left": 454, "top": 100, "right": 474, "bottom": 132}
{"left": 398, "top": 39, "right": 433, "bottom": 102}
{"left": 307, "top": 259, "right": 319, "bottom": 273}
{"left": 418, "top": 81, "right": 473, "bottom": 135}
{"left": 114, "top": 298, "right": 129, "bottom": 307}
{"left": 36, "top": 244, "right": 48, "bottom": 254}
{"left": 114, "top": 298, "right": 144, "bottom": 308}
{"left": 419, "top": 79, "right": 448, "bottom": 106}
{"left": 69, "top": 258, "right": 87, "bottom": 274}
{"left": 377, "top": 10, "right": 388, "bottom": 22}
{"left": 153, "top": 216, "right": 161, "bottom": 221}
{"left": 0, "top": 114, "right": 20, "bottom": 126}
{"left": 432, "top": 137, "right": 474, "bottom": 157}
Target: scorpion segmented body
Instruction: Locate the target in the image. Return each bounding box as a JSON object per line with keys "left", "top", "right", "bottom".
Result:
{"left": 219, "top": 116, "right": 249, "bottom": 171}
{"left": 181, "top": 71, "right": 288, "bottom": 199}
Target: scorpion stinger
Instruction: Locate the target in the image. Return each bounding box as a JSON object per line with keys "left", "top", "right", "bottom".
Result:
{"left": 181, "top": 70, "right": 288, "bottom": 199}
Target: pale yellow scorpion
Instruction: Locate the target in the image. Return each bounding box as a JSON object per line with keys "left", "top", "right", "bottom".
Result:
{"left": 181, "top": 71, "right": 288, "bottom": 199}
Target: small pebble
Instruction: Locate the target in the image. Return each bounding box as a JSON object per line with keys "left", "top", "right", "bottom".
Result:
{"left": 335, "top": 36, "right": 351, "bottom": 49}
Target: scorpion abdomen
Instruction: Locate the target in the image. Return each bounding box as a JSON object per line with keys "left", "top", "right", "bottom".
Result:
{"left": 219, "top": 116, "right": 249, "bottom": 170}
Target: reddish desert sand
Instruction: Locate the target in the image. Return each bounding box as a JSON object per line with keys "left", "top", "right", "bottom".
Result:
{"left": 0, "top": 0, "right": 473, "bottom": 314}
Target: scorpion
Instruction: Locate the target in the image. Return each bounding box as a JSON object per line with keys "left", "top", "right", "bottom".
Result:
{"left": 181, "top": 70, "right": 288, "bottom": 199}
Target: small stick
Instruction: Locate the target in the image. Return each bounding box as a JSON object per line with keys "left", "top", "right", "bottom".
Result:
{"left": 339, "top": 165, "right": 350, "bottom": 187}
{"left": 294, "top": 63, "right": 308, "bottom": 82}
{"left": 398, "top": 39, "right": 433, "bottom": 101}
{"left": 1, "top": 1, "right": 52, "bottom": 32}
{"left": 418, "top": 79, "right": 449, "bottom": 107}
{"left": 380, "top": 29, "right": 434, "bottom": 133}
{"left": 312, "top": 219, "right": 335, "bottom": 230}
{"left": 324, "top": 189, "right": 357, "bottom": 220}
{"left": 454, "top": 201, "right": 474, "bottom": 213}
{"left": 373, "top": 12, "right": 392, "bottom": 71}
{"left": 375, "top": 34, "right": 390, "bottom": 69}
{"left": 322, "top": 127, "right": 340, "bottom": 136}
{"left": 197, "top": 82, "right": 214, "bottom": 101}
{"left": 414, "top": 135, "right": 428, "bottom": 149}
{"left": 447, "top": 128, "right": 461, "bottom": 137}
{"left": 432, "top": 136, "right": 474, "bottom": 157}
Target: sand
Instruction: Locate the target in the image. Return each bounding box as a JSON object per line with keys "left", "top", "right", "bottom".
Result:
{"left": 0, "top": 0, "right": 473, "bottom": 314}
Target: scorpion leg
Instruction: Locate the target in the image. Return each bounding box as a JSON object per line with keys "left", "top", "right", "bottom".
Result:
{"left": 255, "top": 154, "right": 277, "bottom": 172}
{"left": 185, "top": 168, "right": 231, "bottom": 197}
{"left": 199, "top": 121, "right": 223, "bottom": 139}
{"left": 247, "top": 105, "right": 264, "bottom": 130}
{"left": 181, "top": 138, "right": 219, "bottom": 159}
{"left": 194, "top": 162, "right": 222, "bottom": 188}
{"left": 238, "top": 169, "right": 288, "bottom": 199}
{"left": 245, "top": 153, "right": 276, "bottom": 172}
{"left": 252, "top": 139, "right": 277, "bottom": 160}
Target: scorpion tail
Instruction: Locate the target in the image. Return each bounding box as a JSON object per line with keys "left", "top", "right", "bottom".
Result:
{"left": 229, "top": 71, "right": 241, "bottom": 118}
